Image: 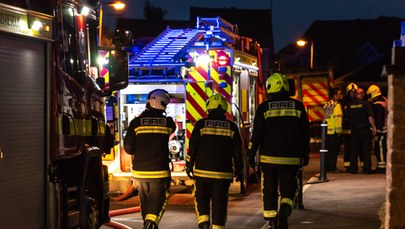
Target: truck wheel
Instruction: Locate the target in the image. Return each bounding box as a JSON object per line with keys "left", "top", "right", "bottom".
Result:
{"left": 80, "top": 196, "right": 99, "bottom": 229}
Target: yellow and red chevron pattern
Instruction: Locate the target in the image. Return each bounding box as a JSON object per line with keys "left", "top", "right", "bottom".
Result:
{"left": 301, "top": 77, "right": 329, "bottom": 122}
{"left": 185, "top": 49, "right": 233, "bottom": 152}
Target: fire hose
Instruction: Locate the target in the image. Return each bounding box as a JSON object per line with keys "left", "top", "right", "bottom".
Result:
{"left": 104, "top": 184, "right": 141, "bottom": 229}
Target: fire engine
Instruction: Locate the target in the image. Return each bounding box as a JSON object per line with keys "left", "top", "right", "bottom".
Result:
{"left": 106, "top": 17, "right": 266, "bottom": 194}
{"left": 0, "top": 1, "right": 131, "bottom": 228}
{"left": 285, "top": 70, "right": 333, "bottom": 149}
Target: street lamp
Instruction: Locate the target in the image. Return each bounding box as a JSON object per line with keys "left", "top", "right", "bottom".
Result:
{"left": 99, "top": 1, "right": 126, "bottom": 46}
{"left": 296, "top": 39, "right": 314, "bottom": 70}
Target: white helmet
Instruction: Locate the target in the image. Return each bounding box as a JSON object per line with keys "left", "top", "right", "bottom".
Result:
{"left": 146, "top": 89, "right": 170, "bottom": 111}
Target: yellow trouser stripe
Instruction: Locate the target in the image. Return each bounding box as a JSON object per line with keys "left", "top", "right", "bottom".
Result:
{"left": 145, "top": 214, "right": 158, "bottom": 223}
{"left": 197, "top": 215, "right": 210, "bottom": 225}
{"left": 280, "top": 198, "right": 294, "bottom": 207}
{"left": 260, "top": 155, "right": 301, "bottom": 165}
{"left": 263, "top": 210, "right": 278, "bottom": 218}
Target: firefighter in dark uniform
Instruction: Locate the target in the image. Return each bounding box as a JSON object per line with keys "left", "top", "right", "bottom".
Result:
{"left": 247, "top": 73, "right": 310, "bottom": 229}
{"left": 186, "top": 93, "right": 243, "bottom": 229}
{"left": 367, "top": 85, "right": 388, "bottom": 173}
{"left": 345, "top": 86, "right": 376, "bottom": 174}
{"left": 124, "top": 89, "right": 176, "bottom": 229}
{"left": 341, "top": 83, "right": 356, "bottom": 172}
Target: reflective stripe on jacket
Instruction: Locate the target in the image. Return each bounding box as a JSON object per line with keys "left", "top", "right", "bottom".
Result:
{"left": 324, "top": 100, "right": 342, "bottom": 135}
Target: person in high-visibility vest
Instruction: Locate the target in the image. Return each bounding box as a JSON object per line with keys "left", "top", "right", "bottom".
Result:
{"left": 324, "top": 87, "right": 343, "bottom": 173}
{"left": 367, "top": 85, "right": 388, "bottom": 173}
{"left": 186, "top": 93, "right": 243, "bottom": 229}
{"left": 124, "top": 89, "right": 176, "bottom": 229}
{"left": 247, "top": 73, "right": 310, "bottom": 229}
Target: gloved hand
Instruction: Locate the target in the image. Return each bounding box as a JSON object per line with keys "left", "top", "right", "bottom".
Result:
{"left": 234, "top": 169, "right": 244, "bottom": 182}
{"left": 302, "top": 156, "right": 309, "bottom": 167}
{"left": 186, "top": 167, "right": 194, "bottom": 179}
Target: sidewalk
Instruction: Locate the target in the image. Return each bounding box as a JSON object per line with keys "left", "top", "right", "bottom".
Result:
{"left": 288, "top": 171, "right": 386, "bottom": 229}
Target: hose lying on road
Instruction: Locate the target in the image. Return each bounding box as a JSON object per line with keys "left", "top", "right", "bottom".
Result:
{"left": 109, "top": 206, "right": 141, "bottom": 217}
{"left": 110, "top": 184, "right": 136, "bottom": 201}
{"left": 104, "top": 184, "right": 141, "bottom": 228}
{"left": 104, "top": 220, "right": 133, "bottom": 229}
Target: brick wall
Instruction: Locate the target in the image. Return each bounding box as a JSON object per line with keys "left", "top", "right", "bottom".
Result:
{"left": 385, "top": 74, "right": 405, "bottom": 228}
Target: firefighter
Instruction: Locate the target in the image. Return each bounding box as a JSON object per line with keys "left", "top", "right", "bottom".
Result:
{"left": 123, "top": 89, "right": 176, "bottom": 229}
{"left": 367, "top": 85, "right": 388, "bottom": 173}
{"left": 247, "top": 73, "right": 310, "bottom": 229}
{"left": 324, "top": 87, "right": 343, "bottom": 173}
{"left": 186, "top": 93, "right": 243, "bottom": 229}
{"left": 341, "top": 83, "right": 357, "bottom": 172}
{"left": 345, "top": 85, "right": 376, "bottom": 174}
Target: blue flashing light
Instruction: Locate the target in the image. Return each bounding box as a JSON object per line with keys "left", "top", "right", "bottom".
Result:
{"left": 219, "top": 82, "right": 228, "bottom": 88}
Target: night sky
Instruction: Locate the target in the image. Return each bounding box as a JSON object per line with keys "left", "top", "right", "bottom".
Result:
{"left": 104, "top": 0, "right": 405, "bottom": 51}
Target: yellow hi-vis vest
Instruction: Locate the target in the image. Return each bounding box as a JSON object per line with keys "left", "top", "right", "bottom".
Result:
{"left": 324, "top": 100, "right": 342, "bottom": 135}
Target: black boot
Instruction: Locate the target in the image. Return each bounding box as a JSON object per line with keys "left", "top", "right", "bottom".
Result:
{"left": 198, "top": 222, "right": 210, "bottom": 229}
{"left": 268, "top": 219, "right": 278, "bottom": 229}
{"left": 144, "top": 220, "right": 158, "bottom": 229}
{"left": 278, "top": 204, "right": 291, "bottom": 229}
{"left": 278, "top": 217, "right": 288, "bottom": 229}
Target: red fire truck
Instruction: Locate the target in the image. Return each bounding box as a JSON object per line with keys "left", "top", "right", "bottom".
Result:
{"left": 0, "top": 1, "right": 130, "bottom": 228}
{"left": 109, "top": 17, "right": 266, "bottom": 194}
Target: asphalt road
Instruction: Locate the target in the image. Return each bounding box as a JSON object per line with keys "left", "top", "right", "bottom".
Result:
{"left": 101, "top": 152, "right": 386, "bottom": 229}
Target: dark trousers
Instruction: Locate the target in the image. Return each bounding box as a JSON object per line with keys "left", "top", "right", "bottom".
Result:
{"left": 350, "top": 128, "right": 372, "bottom": 173}
{"left": 133, "top": 178, "right": 171, "bottom": 224}
{"left": 342, "top": 133, "right": 351, "bottom": 168}
{"left": 261, "top": 165, "right": 299, "bottom": 220}
{"left": 326, "top": 133, "right": 341, "bottom": 171}
{"left": 193, "top": 178, "right": 231, "bottom": 227}
{"left": 374, "top": 133, "right": 387, "bottom": 169}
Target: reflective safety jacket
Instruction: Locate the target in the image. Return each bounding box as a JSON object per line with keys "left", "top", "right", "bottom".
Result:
{"left": 186, "top": 111, "right": 243, "bottom": 180}
{"left": 324, "top": 100, "right": 342, "bottom": 135}
{"left": 370, "top": 95, "right": 388, "bottom": 134}
{"left": 248, "top": 93, "right": 310, "bottom": 168}
{"left": 124, "top": 109, "right": 176, "bottom": 179}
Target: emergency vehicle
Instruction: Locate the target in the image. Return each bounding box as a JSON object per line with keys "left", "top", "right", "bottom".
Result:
{"left": 285, "top": 70, "right": 333, "bottom": 148}
{"left": 108, "top": 17, "right": 266, "bottom": 194}
{"left": 0, "top": 1, "right": 131, "bottom": 228}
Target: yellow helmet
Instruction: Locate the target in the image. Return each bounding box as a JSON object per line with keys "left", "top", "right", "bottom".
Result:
{"left": 206, "top": 93, "right": 228, "bottom": 113}
{"left": 366, "top": 85, "right": 381, "bottom": 99}
{"left": 266, "top": 73, "right": 289, "bottom": 94}
{"left": 346, "top": 83, "right": 358, "bottom": 93}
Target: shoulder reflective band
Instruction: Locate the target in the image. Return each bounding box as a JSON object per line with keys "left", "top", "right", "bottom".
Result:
{"left": 260, "top": 155, "right": 301, "bottom": 165}
{"left": 193, "top": 169, "right": 233, "bottom": 179}
{"left": 264, "top": 109, "right": 302, "bottom": 119}
{"left": 200, "top": 127, "right": 234, "bottom": 137}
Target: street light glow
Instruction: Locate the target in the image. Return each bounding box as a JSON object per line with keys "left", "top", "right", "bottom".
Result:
{"left": 296, "top": 39, "right": 314, "bottom": 69}
{"left": 296, "top": 40, "right": 307, "bottom": 47}
{"left": 111, "top": 1, "right": 125, "bottom": 10}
